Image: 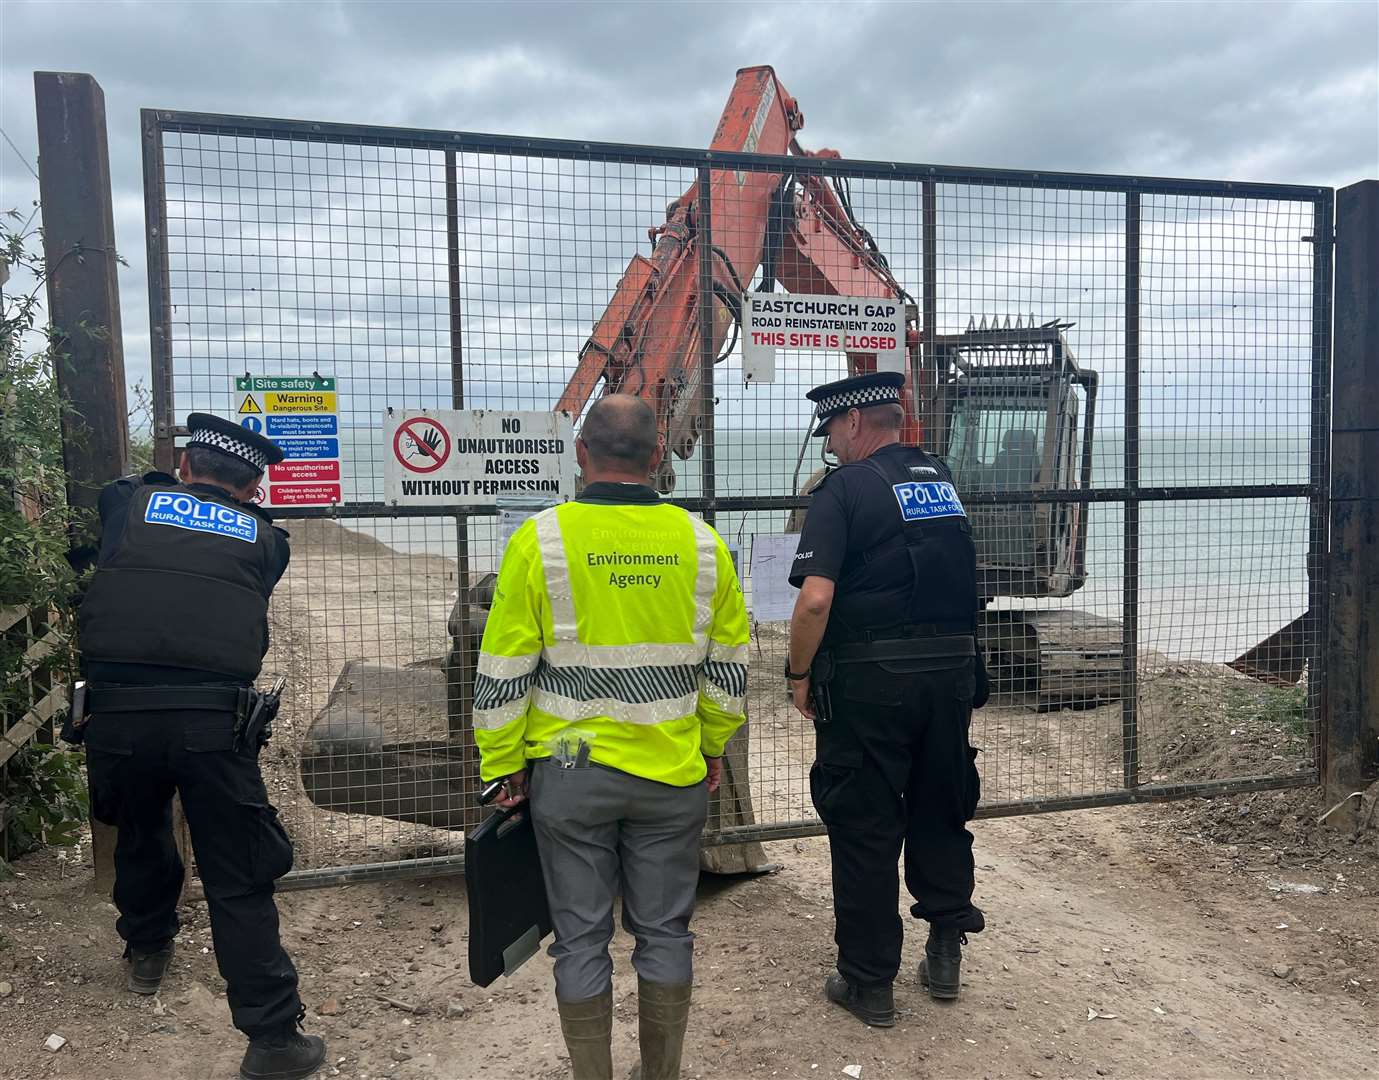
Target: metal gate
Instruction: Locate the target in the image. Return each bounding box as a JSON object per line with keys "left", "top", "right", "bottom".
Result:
{"left": 141, "top": 108, "right": 1332, "bottom": 888}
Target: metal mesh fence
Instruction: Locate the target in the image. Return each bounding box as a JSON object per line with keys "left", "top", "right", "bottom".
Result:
{"left": 143, "top": 110, "right": 1331, "bottom": 885}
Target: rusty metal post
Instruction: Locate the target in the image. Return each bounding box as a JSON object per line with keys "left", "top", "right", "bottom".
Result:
{"left": 1121, "top": 191, "right": 1141, "bottom": 790}
{"left": 920, "top": 179, "right": 940, "bottom": 453}
{"left": 696, "top": 166, "right": 717, "bottom": 527}
{"left": 443, "top": 148, "right": 481, "bottom": 829}
{"left": 693, "top": 166, "right": 768, "bottom": 873}
{"left": 1325, "top": 179, "right": 1378, "bottom": 826}
{"left": 34, "top": 72, "right": 130, "bottom": 892}
{"left": 140, "top": 110, "right": 176, "bottom": 472}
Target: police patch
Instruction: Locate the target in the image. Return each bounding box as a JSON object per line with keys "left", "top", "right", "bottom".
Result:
{"left": 892, "top": 481, "right": 966, "bottom": 522}
{"left": 145, "top": 492, "right": 259, "bottom": 543}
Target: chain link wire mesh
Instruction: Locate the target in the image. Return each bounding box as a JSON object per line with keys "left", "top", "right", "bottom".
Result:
{"left": 143, "top": 113, "right": 1329, "bottom": 885}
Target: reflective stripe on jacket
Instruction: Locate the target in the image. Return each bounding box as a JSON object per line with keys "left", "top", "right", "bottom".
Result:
{"left": 473, "top": 497, "right": 749, "bottom": 786}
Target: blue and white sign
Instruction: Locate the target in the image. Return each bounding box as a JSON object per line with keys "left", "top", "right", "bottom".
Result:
{"left": 145, "top": 492, "right": 259, "bottom": 543}
{"left": 892, "top": 482, "right": 966, "bottom": 522}
{"left": 240, "top": 416, "right": 263, "bottom": 434}
{"left": 279, "top": 437, "right": 340, "bottom": 460}
{"left": 267, "top": 414, "right": 338, "bottom": 438}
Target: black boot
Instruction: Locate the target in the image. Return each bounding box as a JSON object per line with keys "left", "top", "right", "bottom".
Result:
{"left": 127, "top": 941, "right": 175, "bottom": 996}
{"left": 824, "top": 973, "right": 895, "bottom": 1027}
{"left": 239, "top": 1029, "right": 327, "bottom": 1080}
{"left": 918, "top": 928, "right": 963, "bottom": 1000}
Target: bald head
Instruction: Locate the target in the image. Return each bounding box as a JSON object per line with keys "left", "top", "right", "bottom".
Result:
{"left": 862, "top": 403, "right": 905, "bottom": 433}
{"left": 579, "top": 394, "right": 660, "bottom": 475}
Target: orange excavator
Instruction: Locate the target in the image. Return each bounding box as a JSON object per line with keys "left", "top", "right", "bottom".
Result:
{"left": 555, "top": 65, "right": 920, "bottom": 493}
{"left": 555, "top": 65, "right": 1119, "bottom": 708}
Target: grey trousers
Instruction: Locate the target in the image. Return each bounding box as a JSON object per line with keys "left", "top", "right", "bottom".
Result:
{"left": 529, "top": 760, "right": 709, "bottom": 1002}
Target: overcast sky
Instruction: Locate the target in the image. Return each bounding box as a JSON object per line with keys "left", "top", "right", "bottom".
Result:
{"left": 2, "top": 0, "right": 1376, "bottom": 414}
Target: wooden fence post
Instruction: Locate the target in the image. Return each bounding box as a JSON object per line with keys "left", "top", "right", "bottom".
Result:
{"left": 34, "top": 71, "right": 130, "bottom": 891}
{"left": 1325, "top": 179, "right": 1379, "bottom": 826}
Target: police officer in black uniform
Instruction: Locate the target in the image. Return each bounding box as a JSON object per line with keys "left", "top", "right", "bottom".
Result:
{"left": 786, "top": 372, "right": 987, "bottom": 1028}
{"left": 76, "top": 414, "right": 325, "bottom": 1080}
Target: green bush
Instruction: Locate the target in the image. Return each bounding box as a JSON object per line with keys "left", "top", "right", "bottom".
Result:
{"left": 2, "top": 743, "right": 88, "bottom": 855}
{"left": 2, "top": 210, "right": 74, "bottom": 597}
{"left": 2, "top": 208, "right": 84, "bottom": 864}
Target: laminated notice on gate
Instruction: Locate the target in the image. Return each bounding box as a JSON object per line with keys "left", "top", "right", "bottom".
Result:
{"left": 383, "top": 409, "right": 576, "bottom": 507}
{"left": 740, "top": 293, "right": 906, "bottom": 382}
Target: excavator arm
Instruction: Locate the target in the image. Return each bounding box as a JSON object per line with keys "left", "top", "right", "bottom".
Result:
{"left": 556, "top": 65, "right": 919, "bottom": 491}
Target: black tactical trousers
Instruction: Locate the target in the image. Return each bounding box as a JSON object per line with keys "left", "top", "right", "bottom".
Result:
{"left": 84, "top": 706, "right": 302, "bottom": 1037}
{"left": 810, "top": 656, "right": 983, "bottom": 989}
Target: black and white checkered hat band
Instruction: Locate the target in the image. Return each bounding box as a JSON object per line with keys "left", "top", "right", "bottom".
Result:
{"left": 189, "top": 429, "right": 268, "bottom": 471}
{"left": 815, "top": 383, "right": 899, "bottom": 418}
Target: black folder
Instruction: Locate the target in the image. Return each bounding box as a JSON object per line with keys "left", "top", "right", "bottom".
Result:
{"left": 465, "top": 802, "right": 553, "bottom": 986}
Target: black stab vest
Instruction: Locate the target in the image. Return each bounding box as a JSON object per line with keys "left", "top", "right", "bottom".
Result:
{"left": 827, "top": 448, "right": 979, "bottom": 644}
{"left": 79, "top": 481, "right": 278, "bottom": 681}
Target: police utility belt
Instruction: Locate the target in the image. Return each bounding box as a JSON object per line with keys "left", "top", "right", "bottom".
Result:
{"left": 804, "top": 626, "right": 975, "bottom": 723}
{"left": 64, "top": 676, "right": 286, "bottom": 752}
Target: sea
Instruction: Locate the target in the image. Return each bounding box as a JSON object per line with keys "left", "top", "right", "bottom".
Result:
{"left": 321, "top": 427, "right": 1313, "bottom": 665}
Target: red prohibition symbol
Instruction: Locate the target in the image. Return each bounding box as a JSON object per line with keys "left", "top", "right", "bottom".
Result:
{"left": 394, "top": 416, "right": 451, "bottom": 473}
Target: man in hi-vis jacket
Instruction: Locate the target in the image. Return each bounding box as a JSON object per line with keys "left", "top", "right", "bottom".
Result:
{"left": 474, "top": 394, "right": 749, "bottom": 1080}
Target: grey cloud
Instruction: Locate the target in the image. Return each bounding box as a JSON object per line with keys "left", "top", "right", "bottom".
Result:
{"left": 1, "top": 0, "right": 1373, "bottom": 442}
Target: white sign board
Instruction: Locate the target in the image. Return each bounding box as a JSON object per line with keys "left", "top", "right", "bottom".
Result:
{"left": 384, "top": 409, "right": 575, "bottom": 506}
{"left": 748, "top": 532, "right": 802, "bottom": 623}
{"left": 741, "top": 293, "right": 906, "bottom": 382}
{"left": 235, "top": 375, "right": 342, "bottom": 509}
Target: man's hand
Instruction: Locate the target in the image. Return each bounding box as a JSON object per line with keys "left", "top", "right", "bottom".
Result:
{"left": 704, "top": 755, "right": 723, "bottom": 793}
{"left": 788, "top": 576, "right": 832, "bottom": 721}
{"left": 494, "top": 768, "right": 528, "bottom": 808}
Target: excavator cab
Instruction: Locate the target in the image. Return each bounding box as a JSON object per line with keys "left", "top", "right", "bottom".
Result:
{"left": 934, "top": 318, "right": 1096, "bottom": 602}
{"left": 932, "top": 319, "right": 1117, "bottom": 706}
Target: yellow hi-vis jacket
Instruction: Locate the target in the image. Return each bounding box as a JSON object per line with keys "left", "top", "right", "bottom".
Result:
{"left": 473, "top": 489, "right": 749, "bottom": 787}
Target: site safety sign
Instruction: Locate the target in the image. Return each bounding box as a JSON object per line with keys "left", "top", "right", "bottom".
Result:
{"left": 740, "top": 293, "right": 906, "bottom": 382}
{"left": 383, "top": 409, "right": 575, "bottom": 507}
{"left": 235, "top": 375, "right": 343, "bottom": 508}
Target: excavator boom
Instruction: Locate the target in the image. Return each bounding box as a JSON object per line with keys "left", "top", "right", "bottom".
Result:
{"left": 556, "top": 65, "right": 918, "bottom": 490}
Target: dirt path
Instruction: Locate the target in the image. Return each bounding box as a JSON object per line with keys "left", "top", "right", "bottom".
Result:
{"left": 5, "top": 521, "right": 1368, "bottom": 1078}
{"left": 3, "top": 796, "right": 1374, "bottom": 1080}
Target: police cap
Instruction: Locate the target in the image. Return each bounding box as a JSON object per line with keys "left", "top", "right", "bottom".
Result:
{"left": 186, "top": 412, "right": 284, "bottom": 471}
{"left": 805, "top": 371, "right": 905, "bottom": 436}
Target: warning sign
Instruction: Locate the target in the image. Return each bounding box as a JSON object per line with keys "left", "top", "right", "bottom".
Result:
{"left": 740, "top": 293, "right": 906, "bottom": 382}
{"left": 393, "top": 417, "right": 451, "bottom": 474}
{"left": 384, "top": 410, "right": 574, "bottom": 506}
{"left": 235, "top": 375, "right": 343, "bottom": 509}
{"left": 269, "top": 460, "right": 341, "bottom": 483}
{"left": 268, "top": 483, "right": 343, "bottom": 506}
{"left": 265, "top": 390, "right": 337, "bottom": 414}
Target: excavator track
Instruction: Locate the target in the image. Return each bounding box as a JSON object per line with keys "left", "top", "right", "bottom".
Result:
{"left": 980, "top": 609, "right": 1123, "bottom": 711}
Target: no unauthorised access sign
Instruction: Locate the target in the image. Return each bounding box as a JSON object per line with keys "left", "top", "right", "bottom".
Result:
{"left": 393, "top": 416, "right": 451, "bottom": 474}
{"left": 384, "top": 410, "right": 574, "bottom": 506}
{"left": 235, "top": 375, "right": 343, "bottom": 508}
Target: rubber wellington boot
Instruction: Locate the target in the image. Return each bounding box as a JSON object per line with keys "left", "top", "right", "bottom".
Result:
{"left": 634, "top": 978, "right": 692, "bottom": 1080}
{"left": 824, "top": 972, "right": 895, "bottom": 1027}
{"left": 127, "top": 941, "right": 175, "bottom": 995}
{"left": 238, "top": 1029, "right": 326, "bottom": 1080}
{"left": 557, "top": 991, "right": 614, "bottom": 1080}
{"left": 918, "top": 927, "right": 964, "bottom": 1000}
